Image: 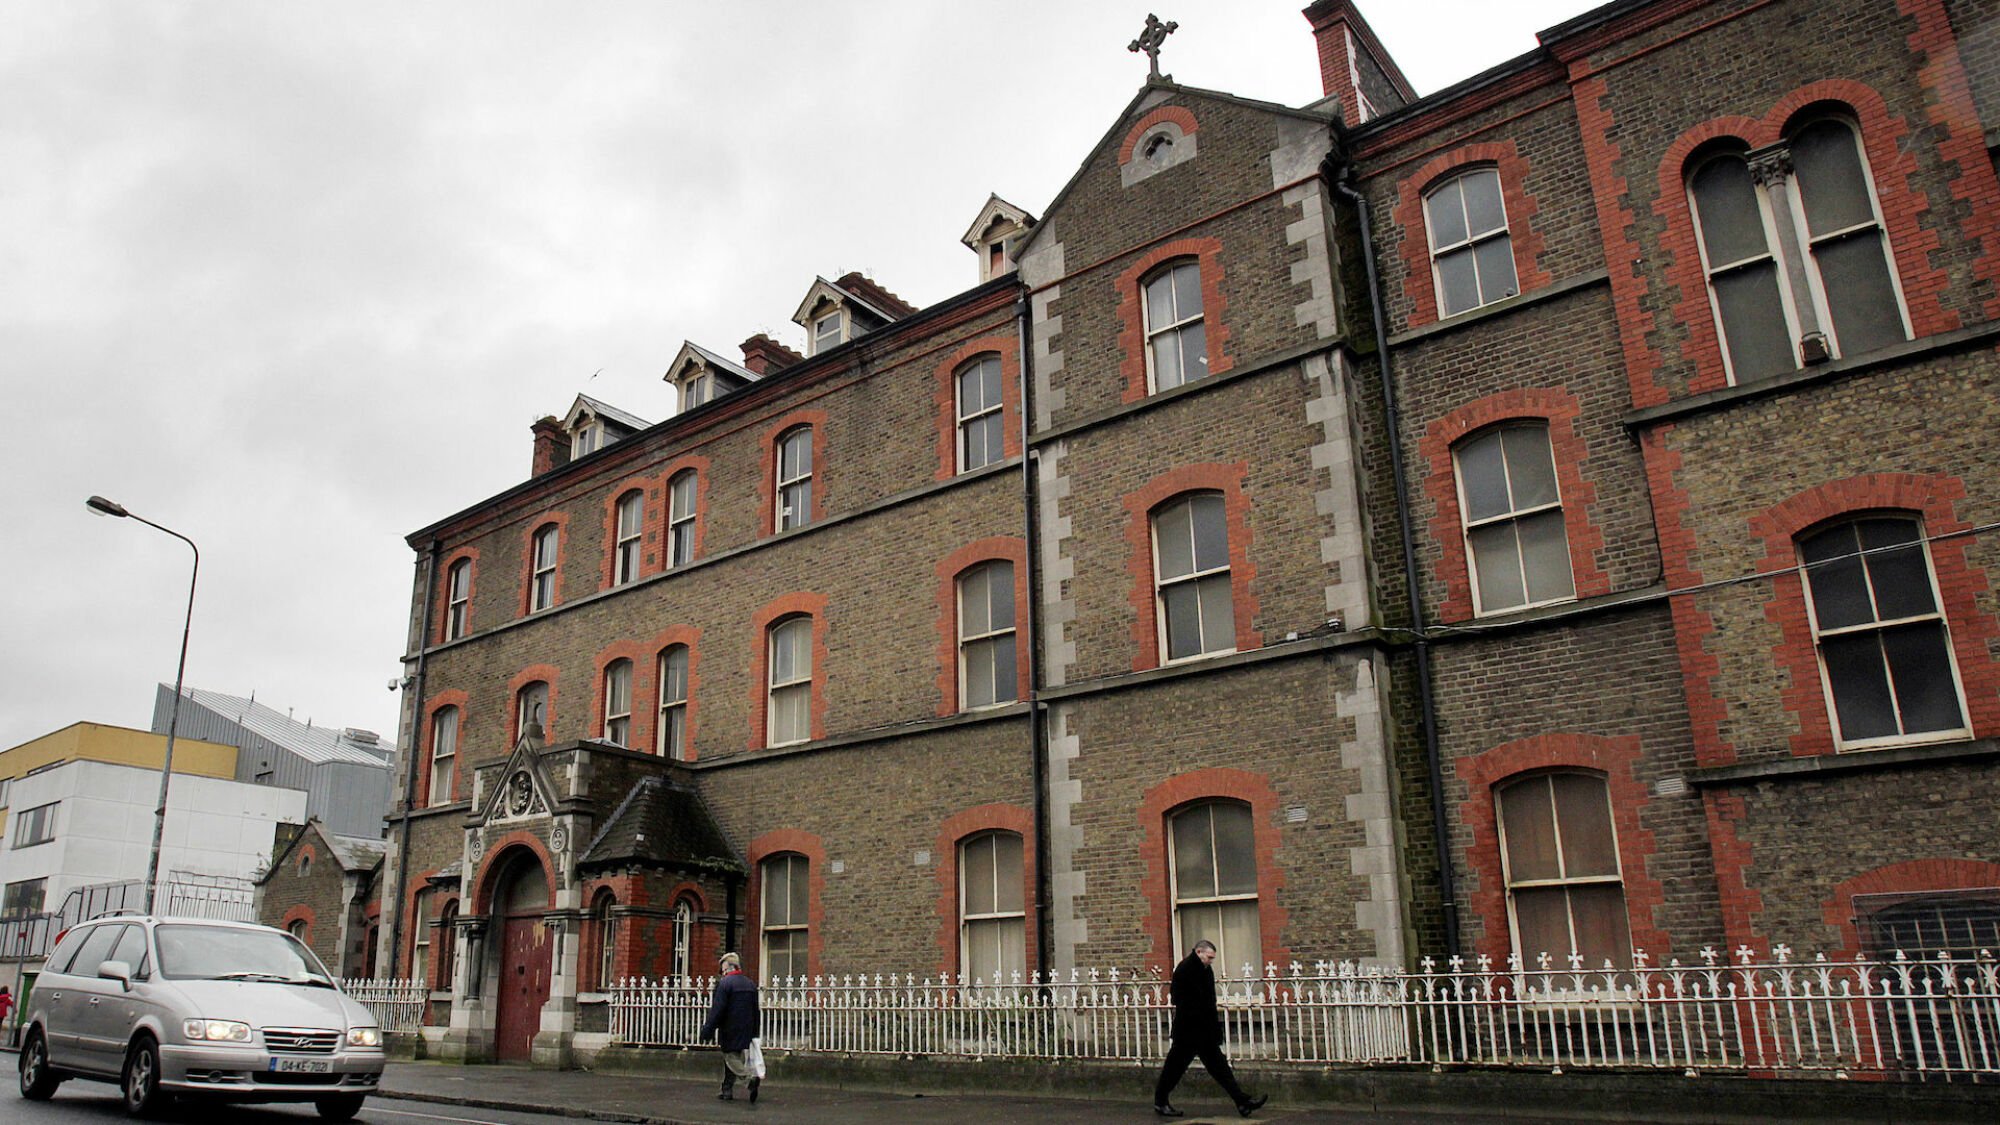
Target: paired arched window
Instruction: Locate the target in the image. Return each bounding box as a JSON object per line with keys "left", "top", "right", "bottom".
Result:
{"left": 658, "top": 645, "right": 690, "bottom": 759}
{"left": 613, "top": 491, "right": 644, "bottom": 586}
{"left": 529, "top": 524, "right": 560, "bottom": 611}
{"left": 766, "top": 617, "right": 813, "bottom": 747}
{"left": 760, "top": 853, "right": 810, "bottom": 983}
{"left": 957, "top": 561, "right": 1018, "bottom": 709}
{"left": 1495, "top": 771, "right": 1630, "bottom": 969}
{"left": 1452, "top": 422, "right": 1575, "bottom": 616}
{"left": 516, "top": 681, "right": 550, "bottom": 743}
{"left": 668, "top": 470, "right": 698, "bottom": 567}
{"left": 427, "top": 707, "right": 459, "bottom": 807}
{"left": 959, "top": 831, "right": 1026, "bottom": 984}
{"left": 445, "top": 559, "right": 471, "bottom": 640}
{"left": 1424, "top": 167, "right": 1516, "bottom": 317}
{"left": 602, "top": 660, "right": 633, "bottom": 747}
{"left": 1152, "top": 492, "right": 1234, "bottom": 661}
{"left": 1142, "top": 260, "right": 1207, "bottom": 392}
{"left": 1798, "top": 515, "right": 1967, "bottom": 748}
{"left": 776, "top": 427, "right": 814, "bottom": 531}
{"left": 956, "top": 354, "right": 1005, "bottom": 472}
{"left": 1168, "top": 800, "right": 1260, "bottom": 978}
{"left": 1687, "top": 114, "right": 1905, "bottom": 382}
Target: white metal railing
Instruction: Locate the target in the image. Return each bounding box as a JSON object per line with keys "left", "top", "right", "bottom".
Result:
{"left": 605, "top": 946, "right": 2000, "bottom": 1079}
{"left": 342, "top": 977, "right": 427, "bottom": 1032}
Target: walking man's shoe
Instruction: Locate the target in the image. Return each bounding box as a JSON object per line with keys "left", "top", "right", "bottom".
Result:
{"left": 717, "top": 1090, "right": 735, "bottom": 1101}
{"left": 1154, "top": 1105, "right": 1185, "bottom": 1118}
{"left": 1237, "top": 1093, "right": 1269, "bottom": 1116}
{"left": 748, "top": 1077, "right": 761, "bottom": 1104}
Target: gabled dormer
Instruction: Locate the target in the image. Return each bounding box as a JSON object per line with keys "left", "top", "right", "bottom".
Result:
{"left": 560, "top": 394, "right": 651, "bottom": 459}
{"left": 790, "top": 272, "right": 917, "bottom": 357}
{"left": 962, "top": 195, "right": 1037, "bottom": 283}
{"left": 664, "top": 341, "right": 760, "bottom": 415}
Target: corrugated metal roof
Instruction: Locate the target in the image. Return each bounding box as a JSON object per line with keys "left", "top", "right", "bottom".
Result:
{"left": 168, "top": 687, "right": 397, "bottom": 768}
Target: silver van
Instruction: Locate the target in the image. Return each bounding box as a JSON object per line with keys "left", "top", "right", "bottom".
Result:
{"left": 16, "top": 915, "right": 385, "bottom": 1120}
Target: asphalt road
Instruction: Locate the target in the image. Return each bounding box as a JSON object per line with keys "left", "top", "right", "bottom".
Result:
{"left": 0, "top": 1090, "right": 581, "bottom": 1125}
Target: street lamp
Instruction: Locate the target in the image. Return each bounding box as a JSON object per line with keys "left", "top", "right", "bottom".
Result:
{"left": 86, "top": 495, "right": 198, "bottom": 916}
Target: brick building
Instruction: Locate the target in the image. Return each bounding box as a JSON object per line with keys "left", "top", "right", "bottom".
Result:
{"left": 328, "top": 0, "right": 2000, "bottom": 1065}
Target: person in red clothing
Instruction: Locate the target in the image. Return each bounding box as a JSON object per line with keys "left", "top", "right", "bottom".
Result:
{"left": 0, "top": 986, "right": 14, "bottom": 1045}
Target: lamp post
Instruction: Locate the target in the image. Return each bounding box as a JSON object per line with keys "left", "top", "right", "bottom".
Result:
{"left": 86, "top": 496, "right": 198, "bottom": 916}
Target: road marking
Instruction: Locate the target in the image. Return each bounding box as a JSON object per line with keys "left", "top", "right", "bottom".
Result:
{"left": 368, "top": 1106, "right": 520, "bottom": 1125}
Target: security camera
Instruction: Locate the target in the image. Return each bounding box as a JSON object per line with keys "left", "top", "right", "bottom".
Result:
{"left": 387, "top": 678, "right": 401, "bottom": 692}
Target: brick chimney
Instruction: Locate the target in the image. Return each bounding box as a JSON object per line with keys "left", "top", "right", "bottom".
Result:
{"left": 531, "top": 415, "right": 570, "bottom": 477}
{"left": 1302, "top": 1, "right": 1414, "bottom": 128}
{"left": 740, "top": 334, "right": 804, "bottom": 376}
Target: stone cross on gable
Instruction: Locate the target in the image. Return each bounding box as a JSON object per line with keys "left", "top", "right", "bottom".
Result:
{"left": 1128, "top": 13, "right": 1178, "bottom": 81}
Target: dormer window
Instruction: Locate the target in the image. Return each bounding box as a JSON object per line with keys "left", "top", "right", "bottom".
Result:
{"left": 571, "top": 423, "right": 604, "bottom": 458}
{"left": 792, "top": 275, "right": 911, "bottom": 357}
{"left": 961, "top": 196, "right": 1035, "bottom": 284}
{"left": 684, "top": 373, "right": 711, "bottom": 409}
{"left": 666, "top": 341, "right": 760, "bottom": 412}
{"left": 813, "top": 313, "right": 845, "bottom": 353}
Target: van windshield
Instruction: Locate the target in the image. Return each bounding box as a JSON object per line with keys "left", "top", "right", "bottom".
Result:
{"left": 155, "top": 925, "right": 335, "bottom": 985}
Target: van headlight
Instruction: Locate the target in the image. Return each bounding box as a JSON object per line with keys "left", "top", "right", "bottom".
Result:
{"left": 183, "top": 1019, "right": 252, "bottom": 1042}
{"left": 347, "top": 1026, "right": 382, "bottom": 1048}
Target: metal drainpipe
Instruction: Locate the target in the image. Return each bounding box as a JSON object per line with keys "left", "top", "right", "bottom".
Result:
{"left": 1331, "top": 167, "right": 1461, "bottom": 959}
{"left": 385, "top": 541, "right": 441, "bottom": 979}
{"left": 725, "top": 877, "right": 739, "bottom": 958}
{"left": 1015, "top": 289, "right": 1052, "bottom": 983}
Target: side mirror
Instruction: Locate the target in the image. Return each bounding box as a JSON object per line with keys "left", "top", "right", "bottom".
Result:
{"left": 98, "top": 960, "right": 133, "bottom": 992}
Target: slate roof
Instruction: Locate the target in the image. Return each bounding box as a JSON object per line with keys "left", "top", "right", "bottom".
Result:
{"left": 564, "top": 393, "right": 652, "bottom": 433}
{"left": 172, "top": 687, "right": 397, "bottom": 768}
{"left": 578, "top": 776, "right": 745, "bottom": 875}
{"left": 326, "top": 832, "right": 387, "bottom": 873}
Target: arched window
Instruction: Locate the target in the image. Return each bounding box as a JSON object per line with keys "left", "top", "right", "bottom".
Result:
{"left": 1798, "top": 515, "right": 1967, "bottom": 747}
{"left": 658, "top": 645, "right": 690, "bottom": 759}
{"left": 613, "top": 490, "right": 644, "bottom": 586}
{"left": 668, "top": 470, "right": 697, "bottom": 567}
{"left": 958, "top": 561, "right": 1017, "bottom": 709}
{"left": 1789, "top": 117, "right": 1906, "bottom": 357}
{"left": 766, "top": 617, "right": 813, "bottom": 747}
{"left": 445, "top": 559, "right": 471, "bottom": 640}
{"left": 530, "top": 524, "right": 560, "bottom": 611}
{"left": 672, "top": 899, "right": 694, "bottom": 983}
{"left": 1495, "top": 771, "right": 1630, "bottom": 968}
{"left": 590, "top": 889, "right": 618, "bottom": 991}
{"left": 1452, "top": 423, "right": 1575, "bottom": 615}
{"left": 1152, "top": 492, "right": 1234, "bottom": 661}
{"left": 1142, "top": 260, "right": 1207, "bottom": 392}
{"left": 1689, "top": 147, "right": 1797, "bottom": 382}
{"left": 956, "top": 354, "right": 1005, "bottom": 472}
{"left": 435, "top": 899, "right": 459, "bottom": 990}
{"left": 760, "top": 854, "right": 809, "bottom": 983}
{"left": 602, "top": 659, "right": 632, "bottom": 746}
{"left": 287, "top": 918, "right": 308, "bottom": 941}
{"left": 427, "top": 707, "right": 459, "bottom": 807}
{"left": 1424, "top": 167, "right": 1516, "bottom": 317}
{"left": 959, "top": 831, "right": 1025, "bottom": 984}
{"left": 1169, "top": 801, "right": 1260, "bottom": 978}
{"left": 516, "top": 681, "right": 550, "bottom": 742}
{"left": 298, "top": 852, "right": 312, "bottom": 878}
{"left": 776, "top": 426, "right": 814, "bottom": 531}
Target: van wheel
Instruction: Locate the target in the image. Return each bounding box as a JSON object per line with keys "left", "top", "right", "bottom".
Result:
{"left": 18, "top": 1028, "right": 62, "bottom": 1100}
{"left": 316, "top": 1093, "right": 366, "bottom": 1120}
{"left": 121, "top": 1035, "right": 169, "bottom": 1117}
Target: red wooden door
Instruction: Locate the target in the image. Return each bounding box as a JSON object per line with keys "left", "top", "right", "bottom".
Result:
{"left": 495, "top": 916, "right": 551, "bottom": 1061}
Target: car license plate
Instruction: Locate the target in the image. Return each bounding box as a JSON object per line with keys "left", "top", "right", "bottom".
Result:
{"left": 269, "top": 1058, "right": 332, "bottom": 1073}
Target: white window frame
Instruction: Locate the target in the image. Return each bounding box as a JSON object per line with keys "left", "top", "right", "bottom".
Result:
{"left": 956, "top": 354, "right": 1005, "bottom": 473}
{"left": 759, "top": 853, "right": 809, "bottom": 984}
{"left": 958, "top": 830, "right": 1026, "bottom": 985}
{"left": 1152, "top": 493, "right": 1235, "bottom": 663}
{"left": 812, "top": 312, "right": 845, "bottom": 354}
{"left": 613, "top": 491, "right": 643, "bottom": 586}
{"left": 1494, "top": 772, "right": 1630, "bottom": 970}
{"left": 1452, "top": 423, "right": 1577, "bottom": 617}
{"left": 594, "top": 892, "right": 618, "bottom": 989}
{"left": 445, "top": 559, "right": 471, "bottom": 640}
{"left": 428, "top": 707, "right": 458, "bottom": 807}
{"left": 1780, "top": 116, "right": 1912, "bottom": 360}
{"left": 957, "top": 561, "right": 1017, "bottom": 711}
{"left": 530, "top": 525, "right": 559, "bottom": 612}
{"left": 1142, "top": 260, "right": 1207, "bottom": 394}
{"left": 12, "top": 802, "right": 56, "bottom": 849}
{"left": 776, "top": 427, "right": 814, "bottom": 532}
{"left": 657, "top": 645, "right": 689, "bottom": 760}
{"left": 668, "top": 471, "right": 697, "bottom": 567}
{"left": 1167, "top": 800, "right": 1260, "bottom": 980}
{"left": 1686, "top": 149, "right": 1806, "bottom": 384}
{"left": 1423, "top": 166, "right": 1518, "bottom": 317}
{"left": 683, "top": 372, "right": 711, "bottom": 409}
{"left": 1798, "top": 516, "right": 1971, "bottom": 751}
{"left": 571, "top": 422, "right": 603, "bottom": 459}
{"left": 766, "top": 617, "right": 813, "bottom": 747}
{"left": 672, "top": 900, "right": 694, "bottom": 982}
{"left": 603, "top": 659, "right": 632, "bottom": 746}
{"left": 516, "top": 682, "right": 549, "bottom": 743}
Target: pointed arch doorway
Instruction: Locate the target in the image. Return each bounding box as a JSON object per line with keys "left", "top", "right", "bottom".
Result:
{"left": 489, "top": 849, "right": 553, "bottom": 1061}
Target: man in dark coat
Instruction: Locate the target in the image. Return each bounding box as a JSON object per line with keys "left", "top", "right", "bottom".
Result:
{"left": 699, "top": 951, "right": 761, "bottom": 1102}
{"left": 1152, "top": 940, "right": 1266, "bottom": 1117}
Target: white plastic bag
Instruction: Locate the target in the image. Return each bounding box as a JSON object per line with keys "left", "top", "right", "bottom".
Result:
{"left": 746, "top": 1037, "right": 766, "bottom": 1079}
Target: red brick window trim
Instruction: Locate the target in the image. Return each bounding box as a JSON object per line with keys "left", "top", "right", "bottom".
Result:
{"left": 746, "top": 829, "right": 826, "bottom": 983}
{"left": 1122, "top": 463, "right": 1260, "bottom": 673}
{"left": 758, "top": 410, "right": 829, "bottom": 536}
{"left": 470, "top": 834, "right": 556, "bottom": 916}
{"left": 1823, "top": 859, "right": 2000, "bottom": 962}
{"left": 1117, "top": 106, "right": 1200, "bottom": 167}
{"left": 591, "top": 641, "right": 651, "bottom": 751}
{"left": 438, "top": 548, "right": 479, "bottom": 644}
{"left": 295, "top": 843, "right": 318, "bottom": 878}
{"left": 432, "top": 896, "right": 460, "bottom": 990}
{"left": 748, "top": 593, "right": 829, "bottom": 750}
{"left": 401, "top": 872, "right": 441, "bottom": 979}
{"left": 1456, "top": 734, "right": 1671, "bottom": 966}
{"left": 1392, "top": 141, "right": 1553, "bottom": 330}
{"left": 584, "top": 886, "right": 618, "bottom": 992}
{"left": 281, "top": 904, "right": 314, "bottom": 946}
{"left": 1137, "top": 769, "right": 1290, "bottom": 975}
{"left": 509, "top": 664, "right": 562, "bottom": 745}
{"left": 1655, "top": 81, "right": 1944, "bottom": 399}
{"left": 934, "top": 804, "right": 1037, "bottom": 982}
{"left": 1114, "top": 239, "right": 1233, "bottom": 404}
{"left": 521, "top": 512, "right": 571, "bottom": 615}
{"left": 1420, "top": 388, "right": 1609, "bottom": 624}
{"left": 933, "top": 336, "right": 1023, "bottom": 481}
{"left": 599, "top": 472, "right": 663, "bottom": 591}
{"left": 1750, "top": 474, "right": 2000, "bottom": 758}
{"left": 650, "top": 624, "right": 701, "bottom": 761}
{"left": 933, "top": 538, "right": 1030, "bottom": 716}
{"left": 662, "top": 454, "right": 710, "bottom": 569}
{"left": 419, "top": 690, "right": 468, "bottom": 807}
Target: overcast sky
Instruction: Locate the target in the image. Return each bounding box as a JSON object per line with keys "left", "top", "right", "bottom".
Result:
{"left": 2, "top": 0, "right": 1590, "bottom": 754}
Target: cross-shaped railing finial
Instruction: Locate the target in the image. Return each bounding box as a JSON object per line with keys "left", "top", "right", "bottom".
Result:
{"left": 1128, "top": 13, "right": 1179, "bottom": 81}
